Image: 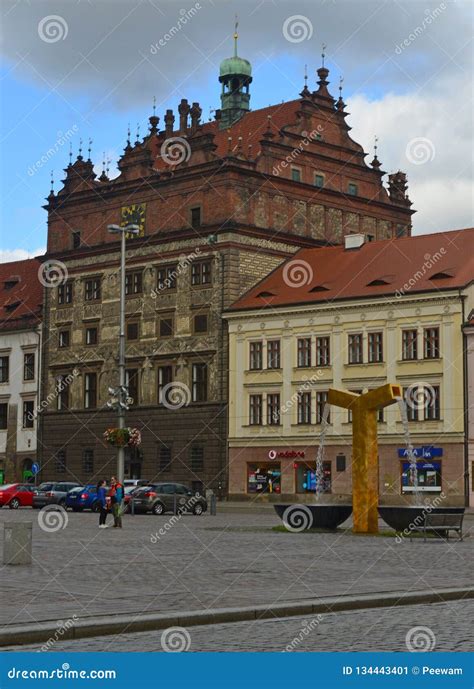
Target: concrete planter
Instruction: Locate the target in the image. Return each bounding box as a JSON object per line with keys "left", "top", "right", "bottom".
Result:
{"left": 378, "top": 506, "right": 465, "bottom": 532}
{"left": 274, "top": 504, "right": 353, "bottom": 531}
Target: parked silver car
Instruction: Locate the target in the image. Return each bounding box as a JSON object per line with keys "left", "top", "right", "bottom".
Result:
{"left": 131, "top": 483, "right": 207, "bottom": 515}
{"left": 32, "top": 481, "right": 80, "bottom": 508}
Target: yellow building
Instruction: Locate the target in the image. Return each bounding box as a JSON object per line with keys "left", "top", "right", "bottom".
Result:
{"left": 226, "top": 229, "right": 474, "bottom": 506}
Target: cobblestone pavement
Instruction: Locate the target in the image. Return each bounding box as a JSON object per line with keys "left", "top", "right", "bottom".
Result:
{"left": 0, "top": 509, "right": 472, "bottom": 630}
{"left": 5, "top": 601, "right": 473, "bottom": 652}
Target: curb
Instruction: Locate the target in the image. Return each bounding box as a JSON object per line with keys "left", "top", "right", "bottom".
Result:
{"left": 1, "top": 586, "right": 473, "bottom": 647}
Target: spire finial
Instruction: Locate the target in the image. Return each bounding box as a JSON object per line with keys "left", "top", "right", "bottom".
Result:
{"left": 339, "top": 75, "right": 343, "bottom": 97}
{"left": 87, "top": 138, "right": 92, "bottom": 161}
{"left": 78, "top": 138, "right": 83, "bottom": 160}
{"left": 152, "top": 95, "right": 156, "bottom": 116}
{"left": 321, "top": 43, "right": 327, "bottom": 68}
{"left": 102, "top": 151, "right": 106, "bottom": 175}
{"left": 50, "top": 170, "right": 54, "bottom": 194}
{"left": 304, "top": 64, "right": 308, "bottom": 87}
{"left": 69, "top": 142, "right": 73, "bottom": 165}
{"left": 126, "top": 123, "right": 131, "bottom": 148}
{"left": 135, "top": 122, "right": 140, "bottom": 144}
{"left": 374, "top": 135, "right": 378, "bottom": 156}
{"left": 234, "top": 14, "right": 238, "bottom": 57}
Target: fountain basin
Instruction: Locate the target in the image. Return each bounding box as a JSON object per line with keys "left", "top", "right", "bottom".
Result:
{"left": 378, "top": 506, "right": 465, "bottom": 532}
{"left": 274, "top": 504, "right": 353, "bottom": 531}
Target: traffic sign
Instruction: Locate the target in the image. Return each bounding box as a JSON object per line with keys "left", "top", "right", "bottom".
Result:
{"left": 31, "top": 462, "right": 40, "bottom": 475}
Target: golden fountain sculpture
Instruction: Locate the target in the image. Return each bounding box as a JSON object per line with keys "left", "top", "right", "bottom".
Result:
{"left": 328, "top": 384, "right": 402, "bottom": 535}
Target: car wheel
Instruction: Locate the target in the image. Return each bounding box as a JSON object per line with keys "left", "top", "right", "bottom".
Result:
{"left": 193, "top": 503, "right": 204, "bottom": 516}
{"left": 58, "top": 499, "right": 66, "bottom": 507}
{"left": 91, "top": 502, "right": 100, "bottom": 513}
{"left": 152, "top": 502, "right": 165, "bottom": 515}
{"left": 9, "top": 498, "right": 20, "bottom": 509}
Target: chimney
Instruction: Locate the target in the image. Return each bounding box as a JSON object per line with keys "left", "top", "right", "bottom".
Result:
{"left": 164, "top": 109, "right": 175, "bottom": 138}
{"left": 178, "top": 98, "right": 190, "bottom": 134}
{"left": 344, "top": 233, "right": 365, "bottom": 250}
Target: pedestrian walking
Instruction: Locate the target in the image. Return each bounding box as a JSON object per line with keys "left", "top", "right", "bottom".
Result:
{"left": 97, "top": 479, "right": 108, "bottom": 528}
{"left": 110, "top": 476, "right": 124, "bottom": 528}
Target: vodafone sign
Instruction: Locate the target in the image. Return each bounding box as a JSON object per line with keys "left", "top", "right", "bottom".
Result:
{"left": 268, "top": 449, "right": 305, "bottom": 460}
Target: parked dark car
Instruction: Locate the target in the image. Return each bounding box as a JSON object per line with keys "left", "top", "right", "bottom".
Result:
{"left": 131, "top": 483, "right": 207, "bottom": 515}
{"left": 0, "top": 483, "right": 35, "bottom": 509}
{"left": 65, "top": 485, "right": 104, "bottom": 512}
{"left": 32, "top": 481, "right": 80, "bottom": 508}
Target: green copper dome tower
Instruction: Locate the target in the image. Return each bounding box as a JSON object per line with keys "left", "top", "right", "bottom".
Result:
{"left": 218, "top": 20, "right": 252, "bottom": 129}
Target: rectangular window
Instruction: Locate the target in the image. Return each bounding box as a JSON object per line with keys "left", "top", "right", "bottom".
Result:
{"left": 159, "top": 446, "right": 172, "bottom": 471}
{"left": 85, "top": 327, "right": 98, "bottom": 345}
{"left": 402, "top": 329, "right": 418, "bottom": 360}
{"left": 377, "top": 407, "right": 384, "bottom": 423}
{"left": 348, "top": 390, "right": 362, "bottom": 423}
{"left": 267, "top": 393, "right": 281, "bottom": 425}
{"left": 22, "top": 401, "right": 34, "bottom": 428}
{"left": 72, "top": 231, "right": 81, "bottom": 249}
{"left": 291, "top": 167, "right": 301, "bottom": 182}
{"left": 348, "top": 182, "right": 358, "bottom": 196}
{"left": 267, "top": 340, "right": 281, "bottom": 369}
{"left": 58, "top": 330, "right": 70, "bottom": 348}
{"left": 424, "top": 327, "right": 440, "bottom": 359}
{"left": 125, "top": 270, "right": 143, "bottom": 295}
{"left": 158, "top": 366, "right": 173, "bottom": 404}
{"left": 56, "top": 375, "right": 70, "bottom": 411}
{"left": 126, "top": 369, "right": 139, "bottom": 406}
{"left": 314, "top": 174, "right": 324, "bottom": 188}
{"left": 0, "top": 403, "right": 7, "bottom": 429}
{"left": 297, "top": 338, "right": 312, "bottom": 368}
{"left": 190, "top": 446, "right": 204, "bottom": 471}
{"left": 157, "top": 265, "right": 177, "bottom": 291}
{"left": 84, "top": 277, "right": 101, "bottom": 302}
{"left": 192, "top": 363, "right": 208, "bottom": 402}
{"left": 0, "top": 356, "right": 9, "bottom": 383}
{"left": 58, "top": 282, "right": 73, "bottom": 305}
{"left": 84, "top": 372, "right": 97, "bottom": 409}
{"left": 194, "top": 314, "right": 208, "bottom": 334}
{"left": 24, "top": 353, "right": 35, "bottom": 381}
{"left": 425, "top": 385, "right": 440, "bottom": 420}
{"left": 126, "top": 322, "right": 139, "bottom": 340}
{"left": 159, "top": 317, "right": 173, "bottom": 337}
{"left": 368, "top": 332, "right": 383, "bottom": 363}
{"left": 297, "top": 391, "right": 312, "bottom": 425}
{"left": 191, "top": 260, "right": 212, "bottom": 286}
{"left": 316, "top": 391, "right": 329, "bottom": 424}
{"left": 249, "top": 394, "right": 263, "bottom": 425}
{"left": 249, "top": 342, "right": 263, "bottom": 370}
{"left": 190, "top": 207, "right": 201, "bottom": 228}
{"left": 316, "top": 337, "right": 330, "bottom": 366}
{"left": 403, "top": 387, "right": 419, "bottom": 422}
{"left": 348, "top": 334, "right": 363, "bottom": 364}
{"left": 83, "top": 449, "right": 94, "bottom": 474}
{"left": 55, "top": 450, "right": 66, "bottom": 474}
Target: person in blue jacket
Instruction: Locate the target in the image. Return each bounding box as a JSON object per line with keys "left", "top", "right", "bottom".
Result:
{"left": 97, "top": 479, "right": 108, "bottom": 528}
{"left": 109, "top": 476, "right": 124, "bottom": 528}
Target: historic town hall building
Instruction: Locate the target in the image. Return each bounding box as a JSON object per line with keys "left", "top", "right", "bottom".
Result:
{"left": 40, "top": 39, "right": 414, "bottom": 491}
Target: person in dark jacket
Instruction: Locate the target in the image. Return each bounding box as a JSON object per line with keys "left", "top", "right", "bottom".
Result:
{"left": 97, "top": 479, "right": 108, "bottom": 528}
{"left": 109, "top": 476, "right": 124, "bottom": 528}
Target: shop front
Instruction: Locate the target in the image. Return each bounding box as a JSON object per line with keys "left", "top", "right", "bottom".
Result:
{"left": 398, "top": 446, "right": 443, "bottom": 494}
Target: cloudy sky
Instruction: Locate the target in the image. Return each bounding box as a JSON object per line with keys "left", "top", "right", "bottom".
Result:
{"left": 0, "top": 0, "right": 472, "bottom": 261}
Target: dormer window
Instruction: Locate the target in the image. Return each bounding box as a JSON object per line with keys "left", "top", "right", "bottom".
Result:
{"left": 5, "top": 301, "right": 20, "bottom": 313}
{"left": 4, "top": 276, "right": 20, "bottom": 290}
{"left": 430, "top": 271, "right": 454, "bottom": 280}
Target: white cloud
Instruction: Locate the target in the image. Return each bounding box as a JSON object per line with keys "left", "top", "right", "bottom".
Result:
{"left": 347, "top": 75, "right": 473, "bottom": 234}
{"left": 0, "top": 247, "right": 45, "bottom": 264}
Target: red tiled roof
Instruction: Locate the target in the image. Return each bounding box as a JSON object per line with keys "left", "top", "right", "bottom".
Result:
{"left": 0, "top": 257, "right": 43, "bottom": 330}
{"left": 228, "top": 228, "right": 474, "bottom": 311}
{"left": 152, "top": 100, "right": 301, "bottom": 169}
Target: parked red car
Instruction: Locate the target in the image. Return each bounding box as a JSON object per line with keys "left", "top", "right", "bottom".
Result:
{"left": 0, "top": 483, "right": 35, "bottom": 509}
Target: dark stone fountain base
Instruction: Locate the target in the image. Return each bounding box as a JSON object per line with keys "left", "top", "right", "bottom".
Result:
{"left": 378, "top": 506, "right": 465, "bottom": 532}
{"left": 274, "top": 504, "right": 353, "bottom": 531}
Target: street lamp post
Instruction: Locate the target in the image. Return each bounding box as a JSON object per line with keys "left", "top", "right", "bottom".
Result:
{"left": 107, "top": 223, "right": 140, "bottom": 484}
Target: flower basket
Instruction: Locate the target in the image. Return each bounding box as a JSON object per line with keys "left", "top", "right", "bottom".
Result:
{"left": 103, "top": 427, "right": 142, "bottom": 448}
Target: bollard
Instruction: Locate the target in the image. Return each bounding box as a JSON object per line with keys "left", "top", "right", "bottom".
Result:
{"left": 4, "top": 522, "right": 32, "bottom": 565}
{"left": 210, "top": 494, "right": 217, "bottom": 516}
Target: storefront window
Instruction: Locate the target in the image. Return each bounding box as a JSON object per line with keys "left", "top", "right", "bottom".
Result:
{"left": 401, "top": 461, "right": 442, "bottom": 493}
{"left": 295, "top": 461, "right": 331, "bottom": 493}
{"left": 247, "top": 465, "right": 281, "bottom": 494}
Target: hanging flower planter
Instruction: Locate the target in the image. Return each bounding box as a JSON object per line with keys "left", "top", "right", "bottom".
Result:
{"left": 103, "top": 427, "right": 142, "bottom": 448}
